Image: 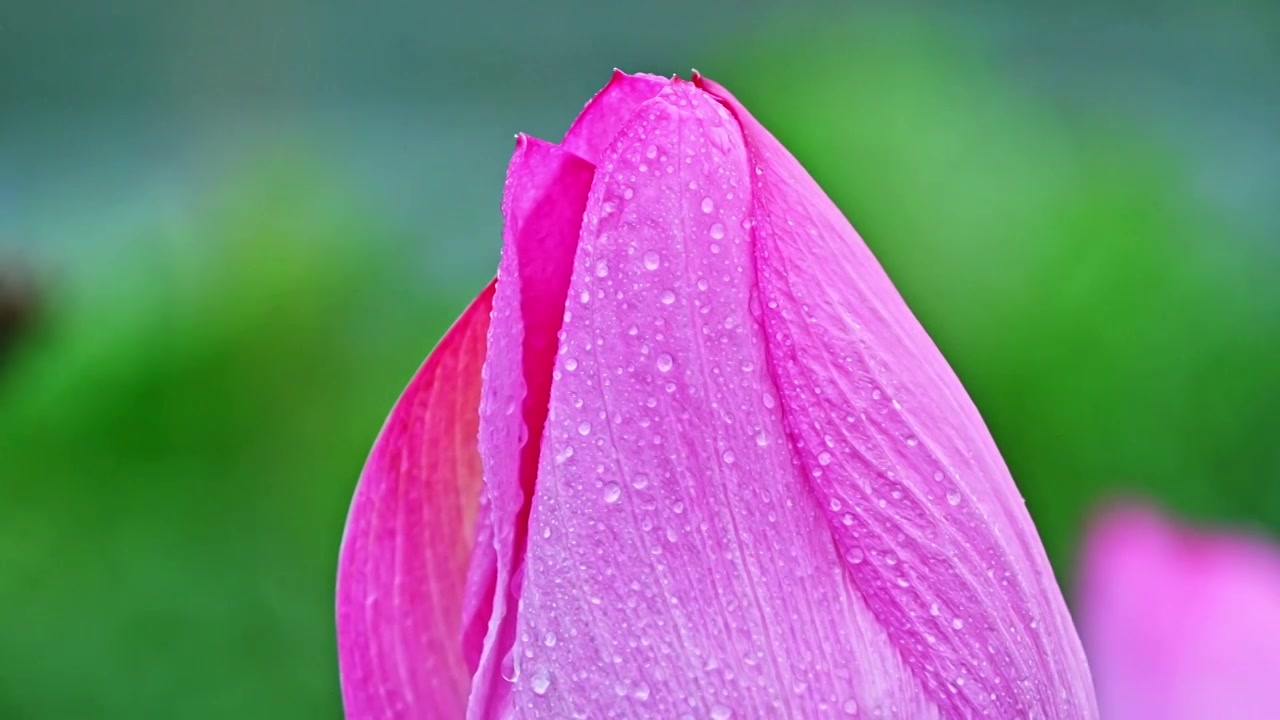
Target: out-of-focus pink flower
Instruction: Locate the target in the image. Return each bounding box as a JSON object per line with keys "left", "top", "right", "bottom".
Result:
{"left": 336, "top": 70, "right": 1097, "bottom": 719}
{"left": 1080, "top": 505, "right": 1280, "bottom": 719}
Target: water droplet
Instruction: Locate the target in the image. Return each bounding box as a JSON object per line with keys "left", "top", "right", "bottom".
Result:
{"left": 818, "top": 452, "right": 833, "bottom": 466}
{"left": 905, "top": 436, "right": 918, "bottom": 447}
{"left": 595, "top": 260, "right": 609, "bottom": 277}
{"left": 701, "top": 197, "right": 714, "bottom": 214}
{"left": 554, "top": 446, "right": 574, "bottom": 464}
{"left": 577, "top": 421, "right": 591, "bottom": 436}
{"left": 710, "top": 223, "right": 725, "bottom": 239}
{"left": 829, "top": 497, "right": 842, "bottom": 511}
{"left": 631, "top": 473, "right": 649, "bottom": 489}
{"left": 623, "top": 186, "right": 634, "bottom": 200}
{"left": 543, "top": 631, "right": 557, "bottom": 647}
{"left": 709, "top": 243, "right": 721, "bottom": 254}
{"left": 564, "top": 357, "right": 578, "bottom": 371}
{"left": 660, "top": 289, "right": 676, "bottom": 305}
{"left": 643, "top": 251, "right": 661, "bottom": 270}
{"left": 762, "top": 393, "right": 776, "bottom": 409}
{"left": 841, "top": 513, "right": 855, "bottom": 526}
{"left": 952, "top": 618, "right": 964, "bottom": 630}
{"left": 530, "top": 666, "right": 551, "bottom": 695}
{"left": 722, "top": 449, "right": 736, "bottom": 464}
{"left": 842, "top": 699, "right": 859, "bottom": 715}
{"left": 656, "top": 353, "right": 674, "bottom": 373}
{"left": 645, "top": 144, "right": 657, "bottom": 159}
{"left": 933, "top": 471, "right": 945, "bottom": 481}
{"left": 579, "top": 289, "right": 591, "bottom": 304}
{"left": 846, "top": 547, "right": 865, "bottom": 564}
{"left": 710, "top": 705, "right": 732, "bottom": 720}
{"left": 603, "top": 483, "right": 622, "bottom": 503}
{"left": 697, "top": 278, "right": 709, "bottom": 291}
{"left": 633, "top": 683, "right": 651, "bottom": 701}
{"left": 896, "top": 577, "right": 910, "bottom": 587}
{"left": 947, "top": 491, "right": 962, "bottom": 506}
{"left": 755, "top": 430, "right": 768, "bottom": 446}
{"left": 929, "top": 603, "right": 941, "bottom": 617}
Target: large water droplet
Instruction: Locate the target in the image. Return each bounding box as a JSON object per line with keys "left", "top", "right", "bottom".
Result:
{"left": 946, "top": 491, "right": 962, "bottom": 506}
{"left": 564, "top": 357, "right": 578, "bottom": 371}
{"left": 577, "top": 421, "right": 591, "bottom": 436}
{"left": 595, "top": 260, "right": 609, "bottom": 278}
{"left": 554, "top": 446, "right": 574, "bottom": 464}
{"left": 710, "top": 223, "right": 725, "bottom": 240}
{"left": 818, "top": 452, "right": 833, "bottom": 466}
{"left": 643, "top": 251, "right": 661, "bottom": 271}
{"left": 530, "top": 666, "right": 551, "bottom": 695}
{"left": 701, "top": 197, "right": 714, "bottom": 214}
{"left": 543, "top": 631, "right": 557, "bottom": 647}
{"left": 645, "top": 144, "right": 657, "bottom": 159}
{"left": 710, "top": 705, "right": 732, "bottom": 720}
{"left": 842, "top": 699, "right": 859, "bottom": 715}
{"left": 846, "top": 547, "right": 865, "bottom": 564}
{"left": 656, "top": 353, "right": 674, "bottom": 373}
{"left": 603, "top": 483, "right": 622, "bottom": 504}
{"left": 632, "top": 473, "right": 649, "bottom": 489}
{"left": 660, "top": 289, "right": 676, "bottom": 305}
{"left": 722, "top": 449, "right": 736, "bottom": 464}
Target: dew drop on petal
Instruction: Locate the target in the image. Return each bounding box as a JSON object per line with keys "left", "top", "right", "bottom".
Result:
{"left": 530, "top": 666, "right": 551, "bottom": 695}
{"left": 656, "top": 353, "right": 674, "bottom": 373}
{"left": 643, "top": 251, "right": 661, "bottom": 271}
{"left": 701, "top": 197, "right": 715, "bottom": 214}
{"left": 842, "top": 699, "right": 859, "bottom": 715}
{"left": 603, "top": 483, "right": 622, "bottom": 504}
{"left": 947, "top": 491, "right": 962, "bottom": 506}
{"left": 710, "top": 705, "right": 732, "bottom": 720}
{"left": 710, "top": 222, "right": 725, "bottom": 240}
{"left": 660, "top": 289, "right": 676, "bottom": 305}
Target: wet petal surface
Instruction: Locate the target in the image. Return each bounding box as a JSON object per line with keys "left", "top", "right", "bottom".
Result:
{"left": 504, "top": 81, "right": 940, "bottom": 719}
{"left": 697, "top": 74, "right": 1097, "bottom": 718}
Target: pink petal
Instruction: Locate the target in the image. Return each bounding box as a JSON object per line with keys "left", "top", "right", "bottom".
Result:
{"left": 336, "top": 283, "right": 495, "bottom": 720}
{"left": 561, "top": 69, "right": 669, "bottom": 164}
{"left": 501, "top": 78, "right": 929, "bottom": 718}
{"left": 468, "top": 135, "right": 597, "bottom": 717}
{"left": 1080, "top": 505, "right": 1280, "bottom": 719}
{"left": 696, "top": 73, "right": 1097, "bottom": 717}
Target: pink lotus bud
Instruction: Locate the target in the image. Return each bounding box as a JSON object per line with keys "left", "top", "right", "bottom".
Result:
{"left": 337, "top": 71, "right": 1097, "bottom": 719}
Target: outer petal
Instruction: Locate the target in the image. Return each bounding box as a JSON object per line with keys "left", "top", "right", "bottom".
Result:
{"left": 695, "top": 74, "right": 1098, "bottom": 717}
{"left": 504, "top": 80, "right": 941, "bottom": 718}
{"left": 1080, "top": 505, "right": 1280, "bottom": 719}
{"left": 336, "top": 283, "right": 495, "bottom": 720}
{"left": 468, "top": 136, "right": 596, "bottom": 718}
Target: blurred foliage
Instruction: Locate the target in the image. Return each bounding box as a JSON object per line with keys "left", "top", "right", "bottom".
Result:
{"left": 715, "top": 18, "right": 1280, "bottom": 576}
{"left": 0, "top": 9, "right": 1277, "bottom": 720}
{"left": 0, "top": 159, "right": 459, "bottom": 718}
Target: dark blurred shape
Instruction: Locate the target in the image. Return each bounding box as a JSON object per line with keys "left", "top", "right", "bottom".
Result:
{"left": 0, "top": 263, "right": 37, "bottom": 375}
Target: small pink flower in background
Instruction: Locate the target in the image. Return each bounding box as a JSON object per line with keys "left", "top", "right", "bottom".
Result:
{"left": 1079, "top": 505, "right": 1280, "bottom": 719}
{"left": 336, "top": 70, "right": 1098, "bottom": 718}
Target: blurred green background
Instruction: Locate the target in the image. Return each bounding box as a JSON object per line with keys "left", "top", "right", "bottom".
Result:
{"left": 1, "top": 1, "right": 1277, "bottom": 717}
